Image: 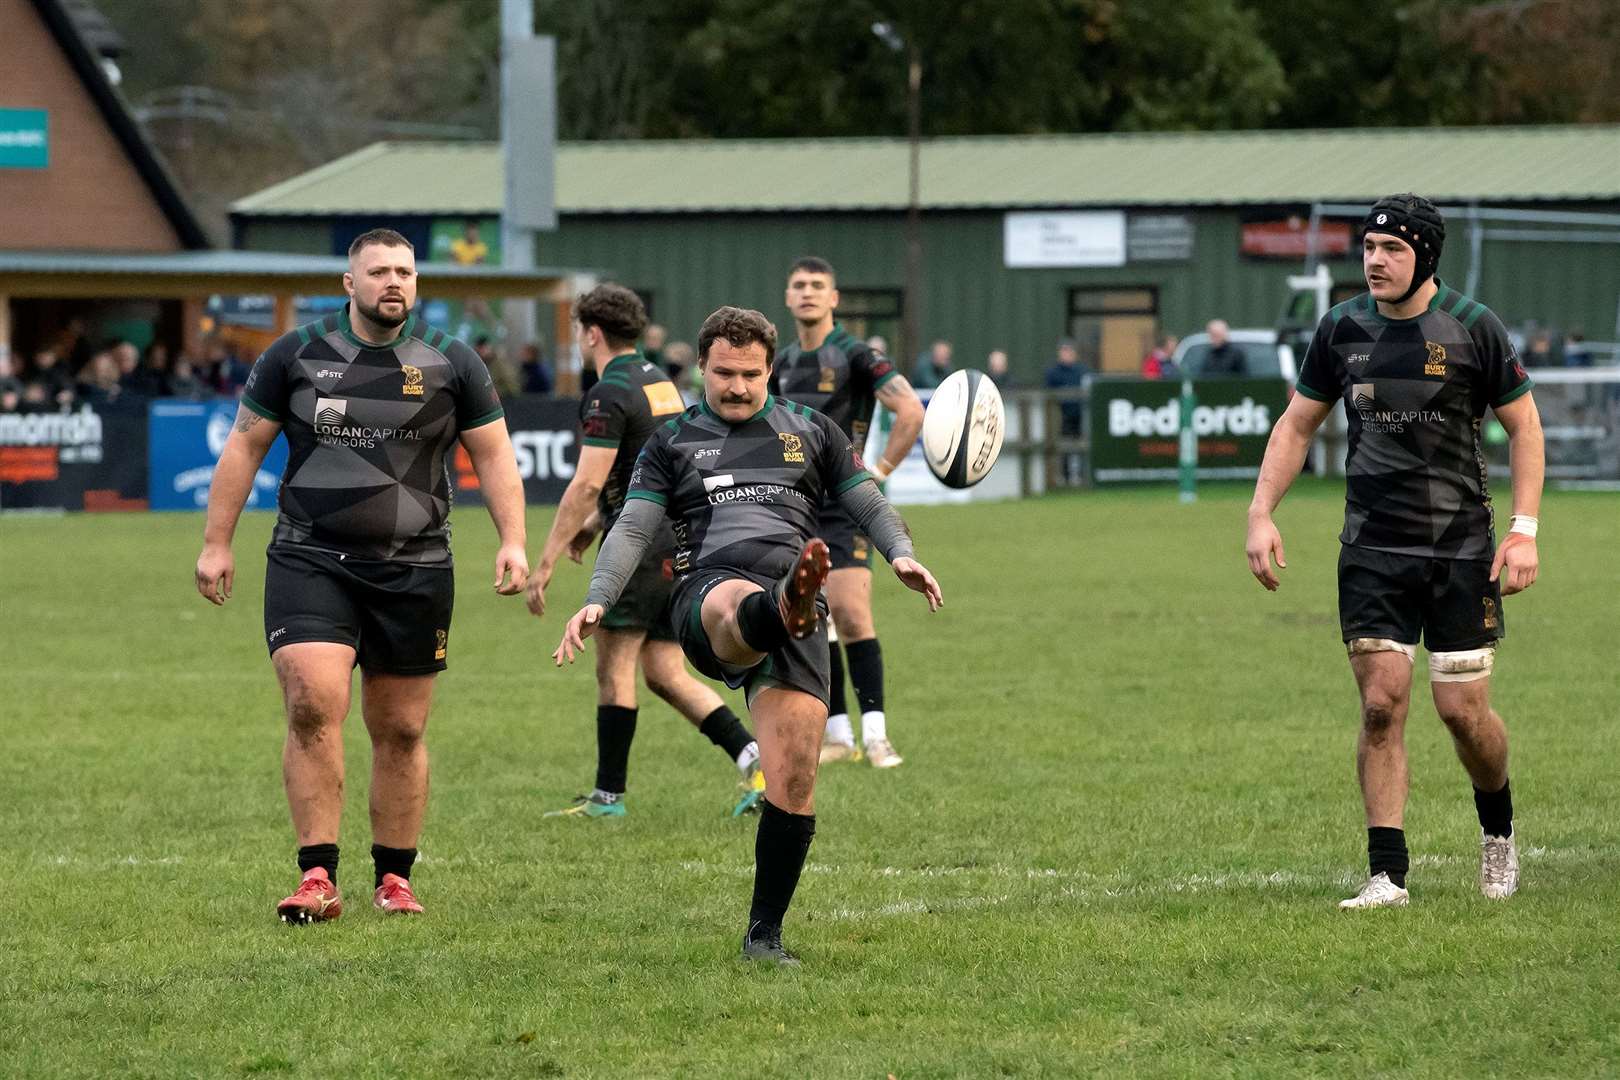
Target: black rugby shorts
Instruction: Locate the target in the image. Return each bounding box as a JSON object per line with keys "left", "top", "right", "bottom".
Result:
{"left": 1338, "top": 545, "right": 1503, "bottom": 653}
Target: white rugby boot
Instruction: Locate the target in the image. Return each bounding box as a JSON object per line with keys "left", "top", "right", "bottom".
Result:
{"left": 1479, "top": 831, "right": 1519, "bottom": 899}
{"left": 864, "top": 738, "right": 903, "bottom": 769}
{"left": 1338, "top": 871, "right": 1409, "bottom": 910}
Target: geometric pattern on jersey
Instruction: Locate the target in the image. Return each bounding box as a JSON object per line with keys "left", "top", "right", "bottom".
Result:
{"left": 772, "top": 322, "right": 897, "bottom": 448}
{"left": 1294, "top": 280, "right": 1532, "bottom": 560}
{"left": 625, "top": 395, "right": 870, "bottom": 584}
{"left": 578, "top": 350, "right": 687, "bottom": 530}
{"left": 241, "top": 305, "right": 503, "bottom": 565}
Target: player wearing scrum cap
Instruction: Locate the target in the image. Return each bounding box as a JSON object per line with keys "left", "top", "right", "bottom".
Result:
{"left": 1245, "top": 194, "right": 1544, "bottom": 909}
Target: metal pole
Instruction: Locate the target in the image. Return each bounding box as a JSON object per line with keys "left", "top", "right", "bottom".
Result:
{"left": 903, "top": 47, "right": 922, "bottom": 373}
{"left": 501, "top": 0, "right": 540, "bottom": 350}
{"left": 1178, "top": 377, "right": 1197, "bottom": 503}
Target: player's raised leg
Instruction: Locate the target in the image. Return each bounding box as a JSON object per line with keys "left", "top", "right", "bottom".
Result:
{"left": 638, "top": 639, "right": 764, "bottom": 816}
{"left": 274, "top": 642, "right": 354, "bottom": 924}
{"left": 361, "top": 670, "right": 435, "bottom": 914}
{"left": 1430, "top": 663, "right": 1517, "bottom": 899}
{"left": 1341, "top": 644, "right": 1414, "bottom": 910}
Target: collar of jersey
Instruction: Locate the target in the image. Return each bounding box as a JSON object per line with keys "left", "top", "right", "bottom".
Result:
{"left": 796, "top": 321, "right": 843, "bottom": 354}
{"left": 699, "top": 393, "right": 774, "bottom": 424}
{"left": 338, "top": 303, "right": 416, "bottom": 350}
{"left": 601, "top": 349, "right": 644, "bottom": 376}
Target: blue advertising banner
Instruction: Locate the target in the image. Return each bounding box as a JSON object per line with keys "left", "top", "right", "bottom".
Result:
{"left": 148, "top": 401, "right": 287, "bottom": 511}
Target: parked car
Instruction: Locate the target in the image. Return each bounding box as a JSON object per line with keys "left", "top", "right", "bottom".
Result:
{"left": 1170, "top": 329, "right": 1297, "bottom": 382}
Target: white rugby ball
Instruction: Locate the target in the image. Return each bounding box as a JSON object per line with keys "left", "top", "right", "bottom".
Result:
{"left": 922, "top": 368, "right": 1004, "bottom": 489}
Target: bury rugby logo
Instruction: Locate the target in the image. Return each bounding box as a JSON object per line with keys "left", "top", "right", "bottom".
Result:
{"left": 779, "top": 432, "right": 805, "bottom": 463}
{"left": 1424, "top": 341, "right": 1447, "bottom": 377}
{"left": 401, "top": 363, "right": 424, "bottom": 397}
{"left": 316, "top": 398, "right": 347, "bottom": 425}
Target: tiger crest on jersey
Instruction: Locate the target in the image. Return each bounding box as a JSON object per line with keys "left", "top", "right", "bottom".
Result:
{"left": 779, "top": 432, "right": 805, "bottom": 463}
{"left": 402, "top": 363, "right": 425, "bottom": 396}
{"left": 1424, "top": 341, "right": 1447, "bottom": 377}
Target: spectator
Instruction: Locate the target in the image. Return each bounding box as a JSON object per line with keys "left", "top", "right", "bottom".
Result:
{"left": 866, "top": 334, "right": 889, "bottom": 357}
{"left": 986, "top": 349, "right": 1013, "bottom": 389}
{"left": 143, "top": 342, "right": 174, "bottom": 395}
{"left": 203, "top": 339, "right": 250, "bottom": 394}
{"left": 113, "top": 341, "right": 162, "bottom": 397}
{"left": 1044, "top": 339, "right": 1089, "bottom": 484}
{"left": 1563, "top": 331, "right": 1590, "bottom": 368}
{"left": 519, "top": 341, "right": 554, "bottom": 394}
{"left": 76, "top": 350, "right": 123, "bottom": 405}
{"left": 474, "top": 337, "right": 521, "bottom": 399}
{"left": 0, "top": 352, "right": 23, "bottom": 412}
{"left": 643, "top": 322, "right": 669, "bottom": 374}
{"left": 1202, "top": 320, "right": 1245, "bottom": 375}
{"left": 449, "top": 220, "right": 489, "bottom": 265}
{"left": 912, "top": 339, "right": 953, "bottom": 389}
{"left": 1141, "top": 334, "right": 1179, "bottom": 380}
{"left": 167, "top": 356, "right": 208, "bottom": 400}
{"left": 658, "top": 341, "right": 699, "bottom": 404}
{"left": 1524, "top": 330, "right": 1555, "bottom": 368}
{"left": 27, "top": 347, "right": 76, "bottom": 408}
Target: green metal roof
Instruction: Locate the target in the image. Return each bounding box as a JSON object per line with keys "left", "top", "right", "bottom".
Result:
{"left": 0, "top": 249, "right": 576, "bottom": 279}
{"left": 231, "top": 126, "right": 1620, "bottom": 217}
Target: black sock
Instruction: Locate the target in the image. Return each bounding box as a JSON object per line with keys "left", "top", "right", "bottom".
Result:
{"left": 297, "top": 843, "right": 339, "bottom": 887}
{"left": 371, "top": 844, "right": 417, "bottom": 888}
{"left": 595, "top": 705, "right": 638, "bottom": 794}
{"left": 827, "top": 641, "right": 848, "bottom": 718}
{"left": 1367, "top": 826, "right": 1409, "bottom": 888}
{"left": 749, "top": 799, "right": 816, "bottom": 931}
{"left": 845, "top": 638, "right": 885, "bottom": 715}
{"left": 699, "top": 705, "right": 754, "bottom": 761}
{"left": 1474, "top": 779, "right": 1513, "bottom": 838}
{"left": 737, "top": 590, "right": 789, "bottom": 653}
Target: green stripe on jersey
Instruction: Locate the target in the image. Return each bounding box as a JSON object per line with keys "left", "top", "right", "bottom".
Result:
{"left": 241, "top": 393, "right": 280, "bottom": 421}
{"left": 1462, "top": 301, "right": 1488, "bottom": 328}
{"left": 1447, "top": 291, "right": 1472, "bottom": 316}
{"left": 874, "top": 369, "right": 900, "bottom": 389}
{"left": 836, "top": 470, "right": 873, "bottom": 494}
{"left": 295, "top": 324, "right": 312, "bottom": 347}
{"left": 1294, "top": 380, "right": 1334, "bottom": 403}
{"left": 626, "top": 490, "right": 667, "bottom": 505}
{"left": 463, "top": 407, "right": 504, "bottom": 430}
{"left": 582, "top": 436, "right": 619, "bottom": 448}
{"left": 1495, "top": 379, "right": 1534, "bottom": 407}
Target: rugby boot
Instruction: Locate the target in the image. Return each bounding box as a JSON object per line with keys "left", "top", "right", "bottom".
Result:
{"left": 864, "top": 738, "right": 904, "bottom": 769}
{"left": 776, "top": 539, "right": 830, "bottom": 640}
{"left": 276, "top": 867, "right": 342, "bottom": 925}
{"left": 373, "top": 873, "right": 425, "bottom": 915}
{"left": 819, "top": 739, "right": 861, "bottom": 764}
{"left": 544, "top": 792, "right": 626, "bottom": 819}
{"left": 740, "top": 921, "right": 801, "bottom": 967}
{"left": 1479, "top": 831, "right": 1519, "bottom": 899}
{"left": 732, "top": 762, "right": 767, "bottom": 817}
{"left": 1338, "top": 871, "right": 1409, "bottom": 910}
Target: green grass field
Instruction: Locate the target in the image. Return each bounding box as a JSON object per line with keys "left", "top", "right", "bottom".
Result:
{"left": 3, "top": 481, "right": 1618, "bottom": 1078}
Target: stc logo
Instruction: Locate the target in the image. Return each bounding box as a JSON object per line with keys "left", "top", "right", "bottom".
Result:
{"left": 512, "top": 430, "right": 576, "bottom": 480}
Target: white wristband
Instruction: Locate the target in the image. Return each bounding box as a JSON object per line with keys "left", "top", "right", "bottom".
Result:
{"left": 870, "top": 461, "right": 892, "bottom": 482}
{"left": 1509, "top": 515, "right": 1538, "bottom": 538}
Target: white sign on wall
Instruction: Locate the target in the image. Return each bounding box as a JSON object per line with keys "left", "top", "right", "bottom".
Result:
{"left": 1003, "top": 211, "right": 1127, "bottom": 268}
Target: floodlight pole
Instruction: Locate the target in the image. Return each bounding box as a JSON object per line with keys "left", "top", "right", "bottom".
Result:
{"left": 903, "top": 46, "right": 923, "bottom": 373}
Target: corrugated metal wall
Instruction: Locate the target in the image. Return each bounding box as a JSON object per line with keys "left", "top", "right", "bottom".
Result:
{"left": 237, "top": 208, "right": 1620, "bottom": 379}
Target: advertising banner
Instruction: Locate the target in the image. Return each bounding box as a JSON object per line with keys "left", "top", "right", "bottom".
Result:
{"left": 452, "top": 396, "right": 581, "bottom": 506}
{"left": 0, "top": 404, "right": 148, "bottom": 510}
{"left": 1089, "top": 377, "right": 1289, "bottom": 483}
{"left": 148, "top": 400, "right": 288, "bottom": 511}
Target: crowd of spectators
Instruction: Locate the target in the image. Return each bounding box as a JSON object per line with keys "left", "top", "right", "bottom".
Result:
{"left": 0, "top": 329, "right": 255, "bottom": 414}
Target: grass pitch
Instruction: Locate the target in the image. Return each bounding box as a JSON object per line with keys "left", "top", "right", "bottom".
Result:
{"left": 3, "top": 480, "right": 1618, "bottom": 1078}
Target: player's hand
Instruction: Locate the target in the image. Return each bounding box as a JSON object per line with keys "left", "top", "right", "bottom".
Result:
{"left": 1491, "top": 534, "right": 1538, "bottom": 596}
{"left": 566, "top": 527, "right": 597, "bottom": 564}
{"left": 195, "top": 543, "right": 234, "bottom": 606}
{"left": 553, "top": 604, "right": 604, "bottom": 665}
{"left": 892, "top": 557, "right": 942, "bottom": 611}
{"left": 1246, "top": 514, "right": 1287, "bottom": 591}
{"left": 525, "top": 563, "right": 555, "bottom": 617}
{"left": 493, "top": 543, "right": 529, "bottom": 595}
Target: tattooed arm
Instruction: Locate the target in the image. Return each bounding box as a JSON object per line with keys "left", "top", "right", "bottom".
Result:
{"left": 196, "top": 404, "right": 282, "bottom": 605}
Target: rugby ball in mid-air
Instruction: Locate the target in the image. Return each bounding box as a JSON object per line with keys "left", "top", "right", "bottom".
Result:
{"left": 922, "top": 368, "right": 1004, "bottom": 489}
